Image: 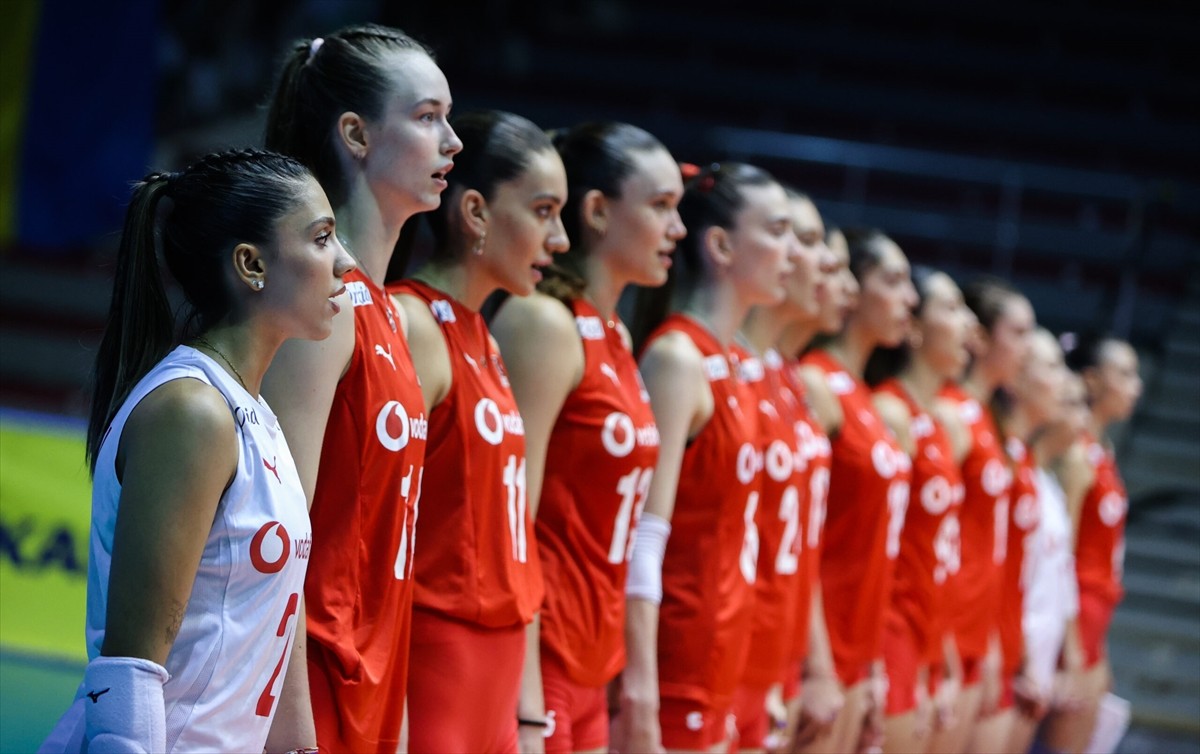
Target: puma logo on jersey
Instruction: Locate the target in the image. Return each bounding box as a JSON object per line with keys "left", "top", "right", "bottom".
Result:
{"left": 728, "top": 395, "right": 743, "bottom": 418}
{"left": 86, "top": 688, "right": 110, "bottom": 704}
{"left": 263, "top": 456, "right": 281, "bottom": 484}
{"left": 600, "top": 362, "right": 621, "bottom": 386}
{"left": 759, "top": 400, "right": 778, "bottom": 420}
{"left": 463, "top": 353, "right": 481, "bottom": 373}
{"left": 375, "top": 344, "right": 396, "bottom": 370}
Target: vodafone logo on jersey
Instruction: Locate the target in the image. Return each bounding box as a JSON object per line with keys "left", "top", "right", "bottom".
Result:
{"left": 765, "top": 439, "right": 794, "bottom": 482}
{"left": 920, "top": 475, "right": 955, "bottom": 515}
{"left": 474, "top": 398, "right": 524, "bottom": 446}
{"left": 250, "top": 521, "right": 291, "bottom": 574}
{"left": 871, "top": 441, "right": 910, "bottom": 480}
{"left": 602, "top": 412, "right": 636, "bottom": 458}
{"left": 736, "top": 442, "right": 761, "bottom": 485}
{"left": 1098, "top": 491, "right": 1127, "bottom": 527}
{"left": 1014, "top": 493, "right": 1040, "bottom": 531}
{"left": 376, "top": 401, "right": 410, "bottom": 451}
{"left": 981, "top": 458, "right": 1010, "bottom": 497}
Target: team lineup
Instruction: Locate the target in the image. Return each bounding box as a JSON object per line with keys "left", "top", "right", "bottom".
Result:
{"left": 37, "top": 22, "right": 1140, "bottom": 754}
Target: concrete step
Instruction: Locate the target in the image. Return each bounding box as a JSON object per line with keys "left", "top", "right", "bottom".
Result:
{"left": 1124, "top": 531, "right": 1200, "bottom": 572}
{"left": 1120, "top": 572, "right": 1200, "bottom": 617}
{"left": 1109, "top": 608, "right": 1200, "bottom": 652}
{"left": 1151, "top": 371, "right": 1200, "bottom": 413}
{"left": 1110, "top": 639, "right": 1200, "bottom": 697}
{"left": 1125, "top": 465, "right": 1200, "bottom": 499}
{"left": 1162, "top": 336, "right": 1200, "bottom": 374}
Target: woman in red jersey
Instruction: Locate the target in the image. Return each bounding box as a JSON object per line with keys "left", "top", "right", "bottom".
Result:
{"left": 796, "top": 228, "right": 917, "bottom": 754}
{"left": 728, "top": 192, "right": 848, "bottom": 753}
{"left": 620, "top": 162, "right": 795, "bottom": 754}
{"left": 488, "top": 122, "right": 686, "bottom": 754}
{"left": 389, "top": 110, "right": 568, "bottom": 754}
{"left": 775, "top": 221, "right": 858, "bottom": 753}
{"left": 930, "top": 277, "right": 1035, "bottom": 754}
{"left": 865, "top": 267, "right": 973, "bottom": 754}
{"left": 261, "top": 25, "right": 461, "bottom": 754}
{"left": 995, "top": 328, "right": 1069, "bottom": 753}
{"left": 1041, "top": 333, "right": 1142, "bottom": 754}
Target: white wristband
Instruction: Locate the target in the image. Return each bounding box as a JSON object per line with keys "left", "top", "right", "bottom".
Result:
{"left": 626, "top": 512, "right": 671, "bottom": 604}
{"left": 83, "top": 656, "right": 170, "bottom": 753}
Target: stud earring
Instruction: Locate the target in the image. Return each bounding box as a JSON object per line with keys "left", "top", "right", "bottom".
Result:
{"left": 252, "top": 279, "right": 264, "bottom": 290}
{"left": 473, "top": 233, "right": 486, "bottom": 256}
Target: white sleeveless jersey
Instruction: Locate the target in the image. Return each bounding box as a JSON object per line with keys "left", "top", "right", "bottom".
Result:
{"left": 43, "top": 346, "right": 311, "bottom": 753}
{"left": 1022, "top": 466, "right": 1078, "bottom": 693}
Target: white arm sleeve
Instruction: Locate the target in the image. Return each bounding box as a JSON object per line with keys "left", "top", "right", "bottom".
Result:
{"left": 83, "top": 656, "right": 170, "bottom": 753}
{"left": 626, "top": 512, "right": 671, "bottom": 604}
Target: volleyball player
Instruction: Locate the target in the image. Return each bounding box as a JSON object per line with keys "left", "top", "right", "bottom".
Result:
{"left": 775, "top": 218, "right": 854, "bottom": 753}
{"left": 262, "top": 25, "right": 461, "bottom": 752}
{"left": 932, "top": 277, "right": 1033, "bottom": 754}
{"left": 40, "top": 150, "right": 353, "bottom": 753}
{"left": 865, "top": 267, "right": 971, "bottom": 754}
{"left": 992, "top": 327, "right": 1067, "bottom": 748}
{"left": 489, "top": 122, "right": 685, "bottom": 753}
{"left": 620, "top": 162, "right": 793, "bottom": 753}
{"left": 796, "top": 228, "right": 917, "bottom": 754}
{"left": 389, "top": 110, "right": 567, "bottom": 753}
{"left": 1042, "top": 333, "right": 1142, "bottom": 754}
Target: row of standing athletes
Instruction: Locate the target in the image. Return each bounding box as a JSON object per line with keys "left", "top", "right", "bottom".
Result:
{"left": 40, "top": 21, "right": 1141, "bottom": 754}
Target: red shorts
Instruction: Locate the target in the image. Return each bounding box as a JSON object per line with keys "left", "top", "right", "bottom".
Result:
{"left": 660, "top": 695, "right": 733, "bottom": 750}
{"left": 541, "top": 654, "right": 608, "bottom": 754}
{"left": 882, "top": 623, "right": 920, "bottom": 715}
{"left": 732, "top": 684, "right": 770, "bottom": 749}
{"left": 1077, "top": 591, "right": 1115, "bottom": 669}
{"left": 782, "top": 660, "right": 802, "bottom": 701}
{"left": 406, "top": 608, "right": 525, "bottom": 754}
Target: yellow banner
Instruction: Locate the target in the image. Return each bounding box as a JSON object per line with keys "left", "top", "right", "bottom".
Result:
{"left": 0, "top": 413, "right": 90, "bottom": 662}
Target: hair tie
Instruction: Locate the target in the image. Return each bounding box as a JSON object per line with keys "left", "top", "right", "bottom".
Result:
{"left": 679, "top": 162, "right": 701, "bottom": 180}
{"left": 307, "top": 37, "right": 324, "bottom": 63}
{"left": 1059, "top": 331, "right": 1077, "bottom": 353}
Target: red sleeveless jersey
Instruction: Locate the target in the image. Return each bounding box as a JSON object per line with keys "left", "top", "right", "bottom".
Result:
{"left": 781, "top": 359, "right": 832, "bottom": 670}
{"left": 938, "top": 382, "right": 1010, "bottom": 663}
{"left": 1076, "top": 433, "right": 1128, "bottom": 607}
{"left": 647, "top": 314, "right": 762, "bottom": 709}
{"left": 876, "top": 379, "right": 964, "bottom": 666}
{"left": 735, "top": 347, "right": 809, "bottom": 689}
{"left": 999, "top": 436, "right": 1040, "bottom": 677}
{"left": 390, "top": 279, "right": 543, "bottom": 627}
{"left": 536, "top": 299, "right": 660, "bottom": 687}
{"left": 306, "top": 269, "right": 428, "bottom": 752}
{"left": 801, "top": 350, "right": 911, "bottom": 685}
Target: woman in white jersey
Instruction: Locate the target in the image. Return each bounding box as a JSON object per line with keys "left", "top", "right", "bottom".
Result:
{"left": 40, "top": 149, "right": 355, "bottom": 754}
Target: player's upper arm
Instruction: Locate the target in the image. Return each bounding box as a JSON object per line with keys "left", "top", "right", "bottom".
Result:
{"left": 395, "top": 293, "right": 453, "bottom": 414}
{"left": 262, "top": 290, "right": 355, "bottom": 505}
{"left": 490, "top": 292, "right": 583, "bottom": 516}
{"left": 873, "top": 391, "right": 915, "bottom": 456}
{"left": 932, "top": 399, "right": 972, "bottom": 466}
{"left": 105, "top": 378, "right": 238, "bottom": 663}
{"left": 799, "top": 364, "right": 844, "bottom": 438}
{"left": 1058, "top": 440, "right": 1095, "bottom": 548}
{"left": 638, "top": 332, "right": 709, "bottom": 522}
